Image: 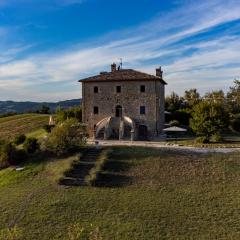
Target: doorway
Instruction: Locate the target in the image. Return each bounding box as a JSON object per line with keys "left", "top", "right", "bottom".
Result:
{"left": 115, "top": 105, "right": 122, "bottom": 117}
{"left": 138, "top": 125, "right": 148, "bottom": 140}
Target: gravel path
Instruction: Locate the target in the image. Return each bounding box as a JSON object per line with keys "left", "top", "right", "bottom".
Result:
{"left": 88, "top": 140, "right": 240, "bottom": 154}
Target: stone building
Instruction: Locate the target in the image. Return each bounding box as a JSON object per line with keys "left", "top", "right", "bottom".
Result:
{"left": 78, "top": 63, "right": 167, "bottom": 140}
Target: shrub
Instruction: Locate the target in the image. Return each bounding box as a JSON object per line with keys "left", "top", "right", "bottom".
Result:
{"left": 169, "top": 120, "right": 180, "bottom": 127}
{"left": 230, "top": 114, "right": 240, "bottom": 132}
{"left": 45, "top": 119, "right": 86, "bottom": 155}
{"left": 195, "top": 136, "right": 209, "bottom": 144}
{"left": 14, "top": 134, "right": 26, "bottom": 145}
{"left": 210, "top": 133, "right": 223, "bottom": 143}
{"left": 23, "top": 137, "right": 39, "bottom": 154}
{"left": 0, "top": 143, "right": 17, "bottom": 168}
{"left": 43, "top": 124, "right": 54, "bottom": 133}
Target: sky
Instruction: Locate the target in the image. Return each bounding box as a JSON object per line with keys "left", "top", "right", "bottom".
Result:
{"left": 0, "top": 0, "right": 239, "bottom": 102}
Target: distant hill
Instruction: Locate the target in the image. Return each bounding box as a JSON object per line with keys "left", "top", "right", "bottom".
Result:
{"left": 0, "top": 99, "right": 82, "bottom": 114}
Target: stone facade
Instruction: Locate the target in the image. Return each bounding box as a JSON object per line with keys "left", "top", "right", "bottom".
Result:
{"left": 79, "top": 64, "right": 167, "bottom": 140}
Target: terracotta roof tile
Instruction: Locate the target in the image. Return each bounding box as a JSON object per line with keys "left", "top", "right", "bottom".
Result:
{"left": 78, "top": 69, "right": 167, "bottom": 84}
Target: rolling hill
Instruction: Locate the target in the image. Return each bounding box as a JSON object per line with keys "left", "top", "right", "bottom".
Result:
{"left": 0, "top": 99, "right": 81, "bottom": 114}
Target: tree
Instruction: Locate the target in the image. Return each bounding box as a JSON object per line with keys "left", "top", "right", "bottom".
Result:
{"left": 190, "top": 101, "right": 229, "bottom": 141}
{"left": 184, "top": 88, "right": 201, "bottom": 108}
{"left": 204, "top": 90, "right": 225, "bottom": 105}
{"left": 227, "top": 79, "right": 240, "bottom": 115}
{"left": 165, "top": 92, "right": 184, "bottom": 112}
{"left": 55, "top": 106, "right": 82, "bottom": 123}
{"left": 45, "top": 119, "right": 86, "bottom": 155}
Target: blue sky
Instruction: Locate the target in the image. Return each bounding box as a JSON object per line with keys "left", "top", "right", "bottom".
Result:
{"left": 0, "top": 0, "right": 240, "bottom": 101}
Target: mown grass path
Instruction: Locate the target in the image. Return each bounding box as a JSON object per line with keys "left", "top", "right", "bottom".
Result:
{"left": 0, "top": 147, "right": 240, "bottom": 239}
{"left": 0, "top": 114, "right": 49, "bottom": 140}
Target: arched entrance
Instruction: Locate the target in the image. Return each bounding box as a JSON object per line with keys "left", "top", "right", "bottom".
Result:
{"left": 138, "top": 125, "right": 148, "bottom": 140}
{"left": 115, "top": 105, "right": 122, "bottom": 117}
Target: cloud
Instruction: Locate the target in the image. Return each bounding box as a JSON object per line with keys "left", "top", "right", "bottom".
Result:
{"left": 0, "top": 0, "right": 240, "bottom": 101}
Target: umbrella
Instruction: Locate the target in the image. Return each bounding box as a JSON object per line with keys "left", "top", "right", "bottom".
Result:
{"left": 163, "top": 126, "right": 187, "bottom": 132}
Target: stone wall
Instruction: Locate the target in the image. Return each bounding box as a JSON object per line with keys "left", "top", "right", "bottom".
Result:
{"left": 82, "top": 80, "right": 165, "bottom": 138}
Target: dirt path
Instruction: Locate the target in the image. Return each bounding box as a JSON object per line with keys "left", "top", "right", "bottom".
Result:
{"left": 88, "top": 140, "right": 240, "bottom": 154}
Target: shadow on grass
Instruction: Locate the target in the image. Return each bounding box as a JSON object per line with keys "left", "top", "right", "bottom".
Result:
{"left": 96, "top": 172, "right": 132, "bottom": 187}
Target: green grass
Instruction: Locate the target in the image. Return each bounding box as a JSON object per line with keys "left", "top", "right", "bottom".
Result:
{"left": 0, "top": 114, "right": 49, "bottom": 141}
{"left": 0, "top": 147, "right": 240, "bottom": 239}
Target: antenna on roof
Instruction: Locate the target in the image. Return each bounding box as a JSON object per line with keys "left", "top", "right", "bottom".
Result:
{"left": 118, "top": 58, "right": 123, "bottom": 70}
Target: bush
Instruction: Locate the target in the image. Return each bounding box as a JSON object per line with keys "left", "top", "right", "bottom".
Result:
{"left": 195, "top": 136, "right": 209, "bottom": 144}
{"left": 169, "top": 120, "right": 180, "bottom": 127}
{"left": 23, "top": 137, "right": 39, "bottom": 154}
{"left": 0, "top": 143, "right": 17, "bottom": 168}
{"left": 210, "top": 133, "right": 223, "bottom": 143}
{"left": 45, "top": 119, "right": 86, "bottom": 155}
{"left": 43, "top": 124, "right": 54, "bottom": 133}
{"left": 230, "top": 114, "right": 240, "bottom": 132}
{"left": 14, "top": 134, "right": 26, "bottom": 145}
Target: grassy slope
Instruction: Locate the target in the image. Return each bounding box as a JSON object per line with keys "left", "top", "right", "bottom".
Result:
{"left": 0, "top": 147, "right": 240, "bottom": 239}
{"left": 0, "top": 114, "right": 49, "bottom": 141}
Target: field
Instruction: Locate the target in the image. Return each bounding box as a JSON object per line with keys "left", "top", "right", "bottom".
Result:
{"left": 0, "top": 147, "right": 240, "bottom": 239}
{"left": 0, "top": 114, "right": 49, "bottom": 140}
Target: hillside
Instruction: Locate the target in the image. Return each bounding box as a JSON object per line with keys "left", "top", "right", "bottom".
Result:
{"left": 0, "top": 147, "right": 240, "bottom": 239}
{"left": 0, "top": 99, "right": 81, "bottom": 114}
{"left": 0, "top": 114, "right": 49, "bottom": 140}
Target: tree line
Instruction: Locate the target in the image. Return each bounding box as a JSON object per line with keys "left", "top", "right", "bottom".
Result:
{"left": 165, "top": 79, "right": 240, "bottom": 143}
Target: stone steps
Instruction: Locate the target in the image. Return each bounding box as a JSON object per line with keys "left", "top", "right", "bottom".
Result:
{"left": 59, "top": 147, "right": 102, "bottom": 187}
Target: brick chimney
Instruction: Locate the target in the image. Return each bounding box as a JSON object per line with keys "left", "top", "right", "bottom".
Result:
{"left": 156, "top": 66, "right": 163, "bottom": 79}
{"left": 111, "top": 63, "right": 117, "bottom": 72}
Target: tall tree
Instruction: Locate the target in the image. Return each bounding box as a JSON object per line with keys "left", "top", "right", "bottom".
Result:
{"left": 184, "top": 88, "right": 201, "bottom": 108}
{"left": 190, "top": 101, "right": 228, "bottom": 140}
{"left": 204, "top": 90, "right": 225, "bottom": 105}
{"left": 227, "top": 80, "right": 240, "bottom": 115}
{"left": 165, "top": 92, "right": 184, "bottom": 112}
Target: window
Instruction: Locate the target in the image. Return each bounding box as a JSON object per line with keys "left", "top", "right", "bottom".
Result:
{"left": 140, "top": 106, "right": 145, "bottom": 115}
{"left": 116, "top": 86, "right": 121, "bottom": 93}
{"left": 94, "top": 106, "right": 99, "bottom": 114}
{"left": 94, "top": 86, "right": 98, "bottom": 93}
{"left": 140, "top": 85, "right": 145, "bottom": 92}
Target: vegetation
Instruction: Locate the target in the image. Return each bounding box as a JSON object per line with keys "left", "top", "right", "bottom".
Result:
{"left": 13, "top": 134, "right": 26, "bottom": 145}
{"left": 190, "top": 101, "right": 228, "bottom": 141}
{"left": 0, "top": 147, "right": 240, "bottom": 239}
{"left": 165, "top": 81, "right": 240, "bottom": 142}
{"left": 45, "top": 118, "right": 86, "bottom": 155}
{"left": 23, "top": 137, "right": 40, "bottom": 154}
{"left": 55, "top": 106, "right": 82, "bottom": 123}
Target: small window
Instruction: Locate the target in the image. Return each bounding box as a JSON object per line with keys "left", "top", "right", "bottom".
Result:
{"left": 116, "top": 86, "right": 121, "bottom": 93}
{"left": 94, "top": 106, "right": 99, "bottom": 114}
{"left": 140, "top": 106, "right": 145, "bottom": 115}
{"left": 140, "top": 85, "right": 145, "bottom": 92}
{"left": 94, "top": 86, "right": 98, "bottom": 93}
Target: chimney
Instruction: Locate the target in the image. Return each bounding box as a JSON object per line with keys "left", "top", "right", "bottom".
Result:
{"left": 156, "top": 66, "right": 163, "bottom": 79}
{"left": 111, "top": 63, "right": 117, "bottom": 72}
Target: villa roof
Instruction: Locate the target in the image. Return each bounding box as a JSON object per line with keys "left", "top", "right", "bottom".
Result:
{"left": 78, "top": 69, "right": 167, "bottom": 84}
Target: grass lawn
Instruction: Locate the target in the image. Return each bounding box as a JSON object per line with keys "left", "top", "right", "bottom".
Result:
{"left": 0, "top": 147, "right": 240, "bottom": 239}
{"left": 166, "top": 134, "right": 240, "bottom": 148}
{"left": 0, "top": 114, "right": 49, "bottom": 141}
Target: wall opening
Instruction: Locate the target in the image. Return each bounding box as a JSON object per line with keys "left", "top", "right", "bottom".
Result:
{"left": 115, "top": 105, "right": 122, "bottom": 117}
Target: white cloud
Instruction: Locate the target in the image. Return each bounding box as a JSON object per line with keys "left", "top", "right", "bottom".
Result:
{"left": 0, "top": 0, "right": 240, "bottom": 101}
